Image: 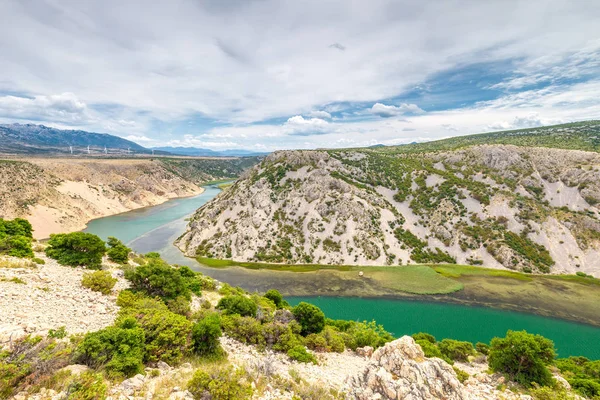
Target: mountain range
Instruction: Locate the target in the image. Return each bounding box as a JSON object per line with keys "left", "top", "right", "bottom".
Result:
{"left": 150, "top": 146, "right": 268, "bottom": 157}
{"left": 0, "top": 123, "right": 265, "bottom": 157}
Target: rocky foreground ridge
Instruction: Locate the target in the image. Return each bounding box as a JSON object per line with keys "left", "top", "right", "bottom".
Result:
{"left": 0, "top": 253, "right": 555, "bottom": 399}
{"left": 178, "top": 145, "right": 600, "bottom": 277}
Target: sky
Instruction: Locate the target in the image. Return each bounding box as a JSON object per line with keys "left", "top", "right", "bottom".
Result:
{"left": 0, "top": 0, "right": 599, "bottom": 151}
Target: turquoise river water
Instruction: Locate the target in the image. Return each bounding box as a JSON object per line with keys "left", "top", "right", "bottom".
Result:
{"left": 84, "top": 184, "right": 600, "bottom": 359}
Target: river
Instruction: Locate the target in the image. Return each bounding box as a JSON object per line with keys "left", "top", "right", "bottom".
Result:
{"left": 84, "top": 184, "right": 600, "bottom": 359}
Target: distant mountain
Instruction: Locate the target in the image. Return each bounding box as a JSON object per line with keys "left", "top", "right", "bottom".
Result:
{"left": 0, "top": 123, "right": 147, "bottom": 155}
{"left": 152, "top": 146, "right": 269, "bottom": 157}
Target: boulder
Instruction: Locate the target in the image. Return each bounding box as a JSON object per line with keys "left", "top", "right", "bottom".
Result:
{"left": 347, "top": 336, "right": 466, "bottom": 400}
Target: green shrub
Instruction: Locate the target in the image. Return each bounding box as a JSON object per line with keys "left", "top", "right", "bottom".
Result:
{"left": 64, "top": 371, "right": 107, "bottom": 400}
{"left": 116, "top": 291, "right": 168, "bottom": 311}
{"left": 0, "top": 218, "right": 33, "bottom": 238}
{"left": 272, "top": 325, "right": 304, "bottom": 353}
{"left": 264, "top": 289, "right": 285, "bottom": 308}
{"left": 453, "top": 366, "right": 469, "bottom": 383}
{"left": 106, "top": 237, "right": 130, "bottom": 264}
{"left": 555, "top": 356, "right": 600, "bottom": 398}
{"left": 217, "top": 295, "right": 257, "bottom": 317}
{"left": 81, "top": 270, "right": 117, "bottom": 295}
{"left": 167, "top": 295, "right": 191, "bottom": 316}
{"left": 320, "top": 326, "right": 346, "bottom": 353}
{"left": 305, "top": 333, "right": 329, "bottom": 352}
{"left": 529, "top": 383, "right": 579, "bottom": 400}
{"left": 416, "top": 339, "right": 452, "bottom": 364}
{"left": 76, "top": 318, "right": 145, "bottom": 377}
{"left": 46, "top": 233, "right": 106, "bottom": 269}
{"left": 412, "top": 332, "right": 436, "bottom": 344}
{"left": 287, "top": 345, "right": 317, "bottom": 364}
{"left": 221, "top": 315, "right": 265, "bottom": 347}
{"left": 292, "top": 302, "right": 325, "bottom": 336}
{"left": 0, "top": 235, "right": 34, "bottom": 258}
{"left": 32, "top": 257, "right": 45, "bottom": 265}
{"left": 438, "top": 339, "right": 476, "bottom": 362}
{"left": 48, "top": 326, "right": 67, "bottom": 339}
{"left": 129, "top": 308, "right": 192, "bottom": 365}
{"left": 187, "top": 365, "right": 252, "bottom": 400}
{"left": 124, "top": 258, "right": 190, "bottom": 301}
{"left": 488, "top": 330, "right": 555, "bottom": 387}
{"left": 192, "top": 313, "right": 223, "bottom": 358}
{"left": 476, "top": 342, "right": 490, "bottom": 355}
{"left": 346, "top": 320, "right": 394, "bottom": 350}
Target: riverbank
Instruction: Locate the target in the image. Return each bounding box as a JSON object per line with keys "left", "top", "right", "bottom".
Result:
{"left": 195, "top": 258, "right": 600, "bottom": 327}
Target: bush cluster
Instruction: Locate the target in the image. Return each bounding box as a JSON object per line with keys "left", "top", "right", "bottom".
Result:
{"left": 81, "top": 270, "right": 117, "bottom": 294}
{"left": 106, "top": 237, "right": 131, "bottom": 264}
{"left": 46, "top": 232, "right": 106, "bottom": 269}
{"left": 488, "top": 330, "right": 555, "bottom": 387}
{"left": 0, "top": 218, "right": 33, "bottom": 258}
{"left": 412, "top": 333, "right": 475, "bottom": 364}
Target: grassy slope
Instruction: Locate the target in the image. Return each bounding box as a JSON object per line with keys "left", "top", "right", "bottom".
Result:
{"left": 378, "top": 120, "right": 600, "bottom": 154}
{"left": 197, "top": 257, "right": 600, "bottom": 294}
{"left": 197, "top": 257, "right": 600, "bottom": 325}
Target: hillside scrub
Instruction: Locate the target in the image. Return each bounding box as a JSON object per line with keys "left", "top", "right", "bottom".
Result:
{"left": 45, "top": 232, "right": 106, "bottom": 269}
{"left": 81, "top": 270, "right": 117, "bottom": 294}
{"left": 106, "top": 236, "right": 130, "bottom": 264}
{"left": 0, "top": 218, "right": 34, "bottom": 258}
{"left": 488, "top": 330, "right": 556, "bottom": 387}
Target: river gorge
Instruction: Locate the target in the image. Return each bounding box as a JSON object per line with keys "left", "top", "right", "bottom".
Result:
{"left": 84, "top": 184, "right": 600, "bottom": 359}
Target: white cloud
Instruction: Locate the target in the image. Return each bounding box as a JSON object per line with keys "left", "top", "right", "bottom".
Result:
{"left": 284, "top": 115, "right": 330, "bottom": 135}
{"left": 125, "top": 135, "right": 155, "bottom": 143}
{"left": 306, "top": 110, "right": 332, "bottom": 119}
{"left": 0, "top": 92, "right": 88, "bottom": 122}
{"left": 0, "top": 0, "right": 598, "bottom": 150}
{"left": 371, "top": 103, "right": 425, "bottom": 118}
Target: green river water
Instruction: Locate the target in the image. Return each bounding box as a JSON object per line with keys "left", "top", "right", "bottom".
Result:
{"left": 84, "top": 184, "right": 600, "bottom": 359}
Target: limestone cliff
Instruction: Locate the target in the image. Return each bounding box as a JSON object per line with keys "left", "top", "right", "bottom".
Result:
{"left": 177, "top": 145, "right": 600, "bottom": 277}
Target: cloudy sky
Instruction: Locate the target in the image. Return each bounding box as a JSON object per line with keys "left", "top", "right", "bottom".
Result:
{"left": 1, "top": 0, "right": 599, "bottom": 151}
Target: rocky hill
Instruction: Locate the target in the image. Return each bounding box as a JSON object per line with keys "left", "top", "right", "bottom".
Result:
{"left": 177, "top": 137, "right": 600, "bottom": 277}
{"left": 0, "top": 157, "right": 259, "bottom": 239}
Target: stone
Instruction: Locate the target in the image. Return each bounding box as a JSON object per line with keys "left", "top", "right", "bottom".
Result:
{"left": 355, "top": 346, "right": 374, "bottom": 358}
{"left": 347, "top": 336, "right": 466, "bottom": 400}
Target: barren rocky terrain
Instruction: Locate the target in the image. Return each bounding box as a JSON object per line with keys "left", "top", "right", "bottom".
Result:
{"left": 0, "top": 157, "right": 258, "bottom": 239}
{"left": 178, "top": 145, "right": 600, "bottom": 277}
{"left": 1, "top": 253, "right": 553, "bottom": 400}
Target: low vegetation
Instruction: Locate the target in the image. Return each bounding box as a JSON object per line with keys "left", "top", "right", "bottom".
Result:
{"left": 0, "top": 218, "right": 34, "bottom": 258}
{"left": 45, "top": 232, "right": 106, "bottom": 269}
{"left": 81, "top": 270, "right": 117, "bottom": 294}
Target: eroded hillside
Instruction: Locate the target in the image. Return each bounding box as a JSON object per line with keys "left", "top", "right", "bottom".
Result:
{"left": 177, "top": 145, "right": 600, "bottom": 277}
{"left": 0, "top": 157, "right": 258, "bottom": 239}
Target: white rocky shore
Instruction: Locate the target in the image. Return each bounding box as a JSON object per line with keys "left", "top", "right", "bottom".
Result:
{"left": 0, "top": 254, "right": 578, "bottom": 400}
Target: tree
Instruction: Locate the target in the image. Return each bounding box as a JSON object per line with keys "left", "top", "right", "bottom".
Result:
{"left": 292, "top": 302, "right": 325, "bottom": 336}
{"left": 45, "top": 232, "right": 106, "bottom": 269}
{"left": 191, "top": 313, "right": 223, "bottom": 358}
{"left": 438, "top": 339, "right": 476, "bottom": 362}
{"left": 488, "top": 330, "right": 555, "bottom": 387}
{"left": 0, "top": 235, "right": 33, "bottom": 258}
{"left": 76, "top": 317, "right": 145, "bottom": 377}
{"left": 124, "top": 258, "right": 190, "bottom": 301}
{"left": 217, "top": 295, "right": 257, "bottom": 317}
{"left": 106, "top": 237, "right": 130, "bottom": 264}
{"left": 264, "top": 289, "right": 284, "bottom": 308}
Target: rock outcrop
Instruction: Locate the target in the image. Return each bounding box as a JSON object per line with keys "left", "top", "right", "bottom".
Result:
{"left": 347, "top": 336, "right": 532, "bottom": 400}
{"left": 178, "top": 145, "right": 600, "bottom": 276}
{"left": 347, "top": 336, "right": 465, "bottom": 400}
